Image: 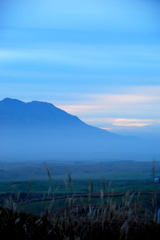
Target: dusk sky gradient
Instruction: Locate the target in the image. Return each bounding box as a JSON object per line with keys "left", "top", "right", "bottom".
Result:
{"left": 0, "top": 0, "right": 160, "bottom": 138}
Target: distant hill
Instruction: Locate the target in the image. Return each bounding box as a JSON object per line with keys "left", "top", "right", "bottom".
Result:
{"left": 0, "top": 98, "right": 158, "bottom": 161}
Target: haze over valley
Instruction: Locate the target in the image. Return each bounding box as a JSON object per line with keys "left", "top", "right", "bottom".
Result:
{"left": 0, "top": 98, "right": 159, "bottom": 162}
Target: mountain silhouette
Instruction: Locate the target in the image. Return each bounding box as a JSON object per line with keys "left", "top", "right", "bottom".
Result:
{"left": 0, "top": 98, "right": 121, "bottom": 138}
{"left": 0, "top": 98, "right": 86, "bottom": 127}
{"left": 0, "top": 98, "right": 157, "bottom": 161}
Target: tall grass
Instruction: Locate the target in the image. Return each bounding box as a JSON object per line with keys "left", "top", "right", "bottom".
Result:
{"left": 1, "top": 173, "right": 160, "bottom": 239}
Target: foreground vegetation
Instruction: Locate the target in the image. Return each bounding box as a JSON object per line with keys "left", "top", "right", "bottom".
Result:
{"left": 1, "top": 160, "right": 160, "bottom": 239}
{"left": 1, "top": 187, "right": 160, "bottom": 239}
{"left": 0, "top": 205, "right": 160, "bottom": 240}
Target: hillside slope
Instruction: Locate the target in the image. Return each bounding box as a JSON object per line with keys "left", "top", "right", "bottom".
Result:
{"left": 0, "top": 98, "right": 156, "bottom": 161}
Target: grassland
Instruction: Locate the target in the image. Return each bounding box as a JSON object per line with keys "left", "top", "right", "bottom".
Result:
{"left": 1, "top": 160, "right": 160, "bottom": 239}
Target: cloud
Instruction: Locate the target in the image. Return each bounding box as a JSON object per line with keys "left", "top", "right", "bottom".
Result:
{"left": 57, "top": 105, "right": 100, "bottom": 115}
{"left": 58, "top": 87, "right": 160, "bottom": 118}
{"left": 111, "top": 118, "right": 152, "bottom": 127}
{"left": 55, "top": 86, "right": 160, "bottom": 135}
{"left": 1, "top": 0, "right": 159, "bottom": 34}
{"left": 58, "top": 95, "right": 157, "bottom": 118}
{"left": 83, "top": 117, "right": 154, "bottom": 127}
{"left": 1, "top": 44, "right": 160, "bottom": 66}
{"left": 91, "top": 94, "right": 157, "bottom": 104}
{"left": 1, "top": 42, "right": 160, "bottom": 88}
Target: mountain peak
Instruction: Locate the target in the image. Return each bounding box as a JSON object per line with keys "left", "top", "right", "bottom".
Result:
{"left": 0, "top": 97, "right": 154, "bottom": 162}
{"left": 0, "top": 98, "right": 85, "bottom": 128}
{"left": 1, "top": 98, "right": 25, "bottom": 105}
{"left": 2, "top": 97, "right": 21, "bottom": 102}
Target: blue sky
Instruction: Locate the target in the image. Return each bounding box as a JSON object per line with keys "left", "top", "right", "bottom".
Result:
{"left": 0, "top": 0, "right": 160, "bottom": 138}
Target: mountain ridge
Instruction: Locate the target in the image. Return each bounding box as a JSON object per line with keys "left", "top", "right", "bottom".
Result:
{"left": 0, "top": 98, "right": 86, "bottom": 128}
{"left": 0, "top": 98, "right": 121, "bottom": 137}
{"left": 0, "top": 98, "right": 157, "bottom": 162}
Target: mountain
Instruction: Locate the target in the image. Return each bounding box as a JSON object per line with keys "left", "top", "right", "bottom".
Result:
{"left": 0, "top": 98, "right": 158, "bottom": 161}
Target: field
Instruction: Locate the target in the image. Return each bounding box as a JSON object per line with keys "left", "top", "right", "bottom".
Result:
{"left": 0, "top": 160, "right": 160, "bottom": 214}
{"left": 1, "top": 160, "right": 160, "bottom": 239}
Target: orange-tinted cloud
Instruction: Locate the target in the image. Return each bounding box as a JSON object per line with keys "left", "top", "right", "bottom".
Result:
{"left": 111, "top": 118, "right": 152, "bottom": 127}
{"left": 84, "top": 117, "right": 154, "bottom": 128}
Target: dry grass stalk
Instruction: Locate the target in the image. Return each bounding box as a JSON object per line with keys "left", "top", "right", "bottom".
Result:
{"left": 1, "top": 172, "right": 160, "bottom": 239}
